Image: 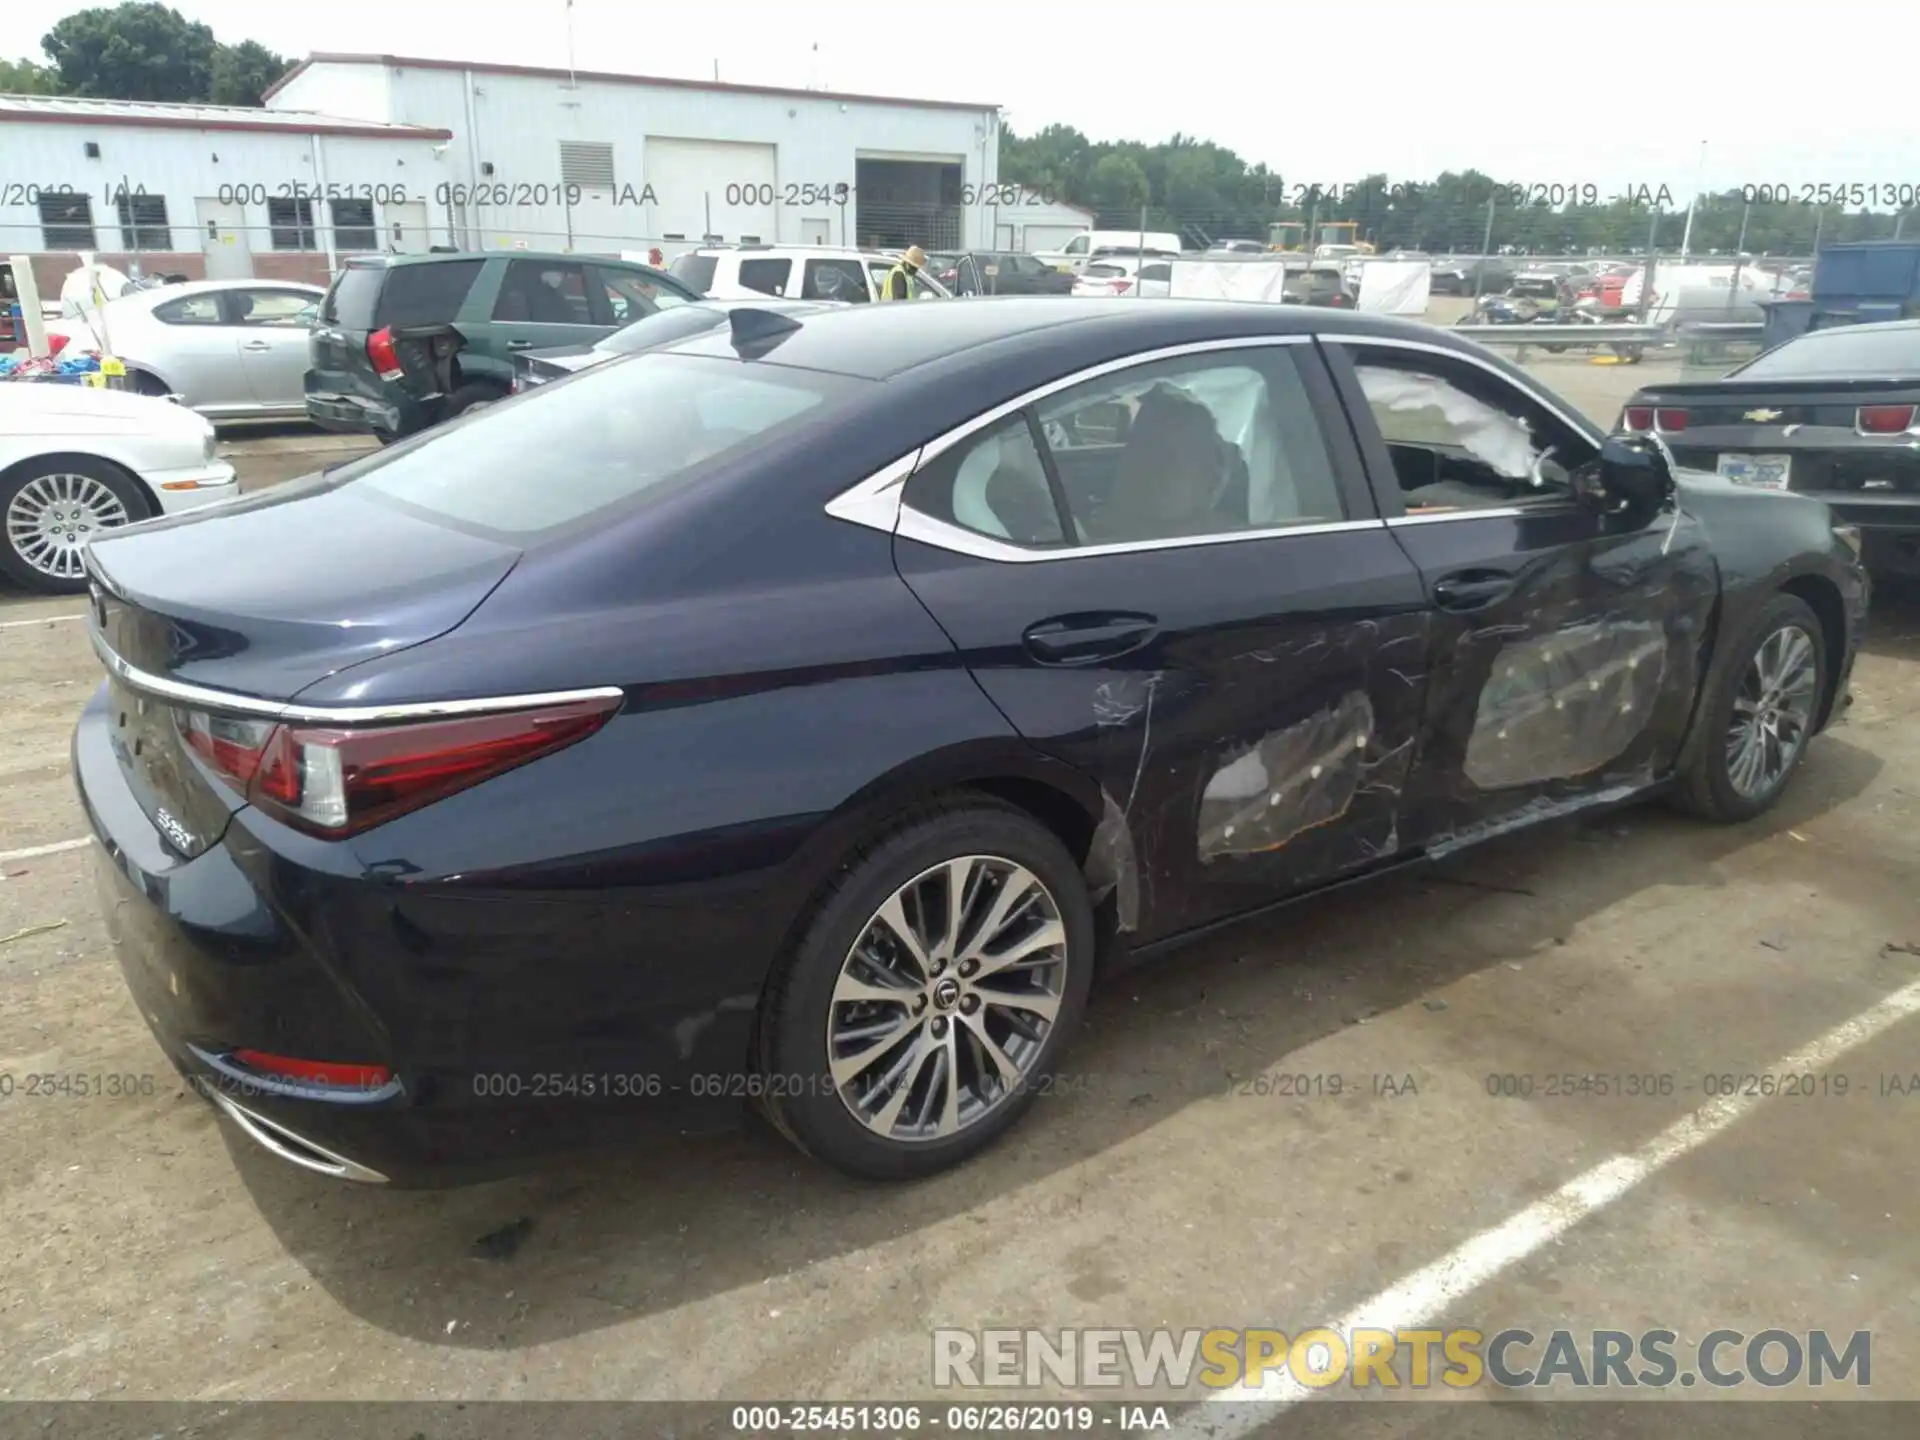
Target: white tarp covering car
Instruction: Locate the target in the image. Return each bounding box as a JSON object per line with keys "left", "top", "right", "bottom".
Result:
{"left": 1168, "top": 259, "right": 1295, "bottom": 303}
{"left": 1352, "top": 259, "right": 1432, "bottom": 315}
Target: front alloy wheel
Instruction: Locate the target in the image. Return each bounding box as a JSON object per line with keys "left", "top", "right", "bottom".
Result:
{"left": 829, "top": 856, "right": 1067, "bottom": 1143}
{"left": 0, "top": 459, "right": 147, "bottom": 593}
{"left": 1725, "top": 624, "right": 1818, "bottom": 800}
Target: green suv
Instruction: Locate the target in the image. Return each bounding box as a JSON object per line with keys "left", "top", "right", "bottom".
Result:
{"left": 305, "top": 251, "right": 701, "bottom": 440}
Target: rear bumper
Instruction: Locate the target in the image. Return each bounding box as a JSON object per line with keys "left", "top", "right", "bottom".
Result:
{"left": 304, "top": 386, "right": 434, "bottom": 440}
{"left": 73, "top": 687, "right": 741, "bottom": 1187}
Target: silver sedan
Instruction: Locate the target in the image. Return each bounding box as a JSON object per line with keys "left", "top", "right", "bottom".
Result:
{"left": 43, "top": 279, "right": 326, "bottom": 424}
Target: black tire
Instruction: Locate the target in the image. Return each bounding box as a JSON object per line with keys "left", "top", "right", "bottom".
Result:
{"left": 757, "top": 797, "right": 1096, "bottom": 1181}
{"left": 440, "top": 383, "right": 506, "bottom": 423}
{"left": 1671, "top": 593, "right": 1827, "bottom": 823}
{"left": 0, "top": 454, "right": 152, "bottom": 594}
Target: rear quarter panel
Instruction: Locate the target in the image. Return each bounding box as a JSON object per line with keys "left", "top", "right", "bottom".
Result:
{"left": 286, "top": 510, "right": 1072, "bottom": 1092}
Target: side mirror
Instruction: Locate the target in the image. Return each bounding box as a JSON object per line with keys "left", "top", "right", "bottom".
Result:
{"left": 1586, "top": 434, "right": 1675, "bottom": 515}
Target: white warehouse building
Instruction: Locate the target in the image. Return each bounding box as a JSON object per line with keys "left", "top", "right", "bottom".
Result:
{"left": 0, "top": 93, "right": 451, "bottom": 296}
{"left": 262, "top": 53, "right": 1005, "bottom": 256}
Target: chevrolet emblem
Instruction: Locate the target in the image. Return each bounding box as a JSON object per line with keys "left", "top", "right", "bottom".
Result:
{"left": 1745, "top": 408, "right": 1783, "bottom": 422}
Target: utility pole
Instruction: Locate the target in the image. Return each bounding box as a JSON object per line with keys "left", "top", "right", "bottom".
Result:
{"left": 1471, "top": 193, "right": 1496, "bottom": 303}
{"left": 1679, "top": 140, "right": 1706, "bottom": 260}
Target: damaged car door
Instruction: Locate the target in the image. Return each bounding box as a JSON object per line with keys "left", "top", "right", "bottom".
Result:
{"left": 891, "top": 338, "right": 1433, "bottom": 944}
{"left": 1322, "top": 339, "right": 1719, "bottom": 850}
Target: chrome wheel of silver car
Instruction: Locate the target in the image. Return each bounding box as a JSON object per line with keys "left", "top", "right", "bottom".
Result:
{"left": 5, "top": 471, "right": 131, "bottom": 581}
{"left": 828, "top": 855, "right": 1068, "bottom": 1143}
{"left": 1725, "top": 623, "right": 1818, "bottom": 799}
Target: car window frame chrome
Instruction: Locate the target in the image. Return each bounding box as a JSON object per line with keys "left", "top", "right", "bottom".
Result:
{"left": 1325, "top": 331, "right": 1602, "bottom": 527}
{"left": 823, "top": 333, "right": 1372, "bottom": 562}
{"left": 88, "top": 627, "right": 626, "bottom": 726}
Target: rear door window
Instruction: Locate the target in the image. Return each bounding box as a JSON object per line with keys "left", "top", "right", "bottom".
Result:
{"left": 369, "top": 260, "right": 484, "bottom": 328}
{"left": 493, "top": 261, "right": 593, "bottom": 324}
{"left": 801, "top": 258, "right": 869, "bottom": 302}
{"left": 344, "top": 354, "right": 867, "bottom": 540}
{"left": 154, "top": 293, "right": 224, "bottom": 326}
{"left": 737, "top": 258, "right": 794, "bottom": 297}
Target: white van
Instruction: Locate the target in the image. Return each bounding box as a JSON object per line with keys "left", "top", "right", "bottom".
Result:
{"left": 1034, "top": 230, "right": 1186, "bottom": 274}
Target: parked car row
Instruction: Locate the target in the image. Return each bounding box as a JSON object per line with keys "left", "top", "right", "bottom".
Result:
{"left": 60, "top": 289, "right": 1869, "bottom": 1192}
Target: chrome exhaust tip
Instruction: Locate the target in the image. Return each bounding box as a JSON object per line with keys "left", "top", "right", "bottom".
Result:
{"left": 206, "top": 1089, "right": 390, "bottom": 1184}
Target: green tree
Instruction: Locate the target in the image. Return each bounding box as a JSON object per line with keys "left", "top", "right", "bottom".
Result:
{"left": 209, "top": 38, "right": 289, "bottom": 107}
{"left": 1084, "top": 153, "right": 1150, "bottom": 214}
{"left": 0, "top": 57, "right": 62, "bottom": 93}
{"left": 42, "top": 1, "right": 217, "bottom": 102}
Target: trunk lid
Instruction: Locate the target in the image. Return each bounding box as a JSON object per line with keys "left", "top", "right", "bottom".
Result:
{"left": 84, "top": 475, "right": 521, "bottom": 859}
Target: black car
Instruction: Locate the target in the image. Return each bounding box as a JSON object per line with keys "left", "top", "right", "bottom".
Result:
{"left": 932, "top": 251, "right": 1077, "bottom": 297}
{"left": 76, "top": 300, "right": 1865, "bottom": 1187}
{"left": 511, "top": 298, "right": 845, "bottom": 390}
{"left": 1622, "top": 319, "right": 1920, "bottom": 576}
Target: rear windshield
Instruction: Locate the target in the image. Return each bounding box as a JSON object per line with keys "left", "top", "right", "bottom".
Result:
{"left": 669, "top": 254, "right": 718, "bottom": 292}
{"left": 320, "top": 266, "right": 384, "bottom": 329}
{"left": 344, "top": 353, "right": 864, "bottom": 540}
{"left": 322, "top": 260, "right": 483, "bottom": 331}
{"left": 1735, "top": 326, "right": 1920, "bottom": 379}
{"left": 594, "top": 304, "right": 726, "bottom": 355}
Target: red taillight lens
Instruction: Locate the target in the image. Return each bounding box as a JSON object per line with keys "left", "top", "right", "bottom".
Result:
{"left": 178, "top": 696, "right": 619, "bottom": 837}
{"left": 1857, "top": 403, "right": 1916, "bottom": 434}
{"left": 1111, "top": 279, "right": 1132, "bottom": 294}
{"left": 1623, "top": 406, "right": 1654, "bottom": 432}
{"left": 1655, "top": 408, "right": 1688, "bottom": 431}
{"left": 366, "top": 325, "right": 403, "bottom": 381}
{"left": 232, "top": 1049, "right": 392, "bottom": 1090}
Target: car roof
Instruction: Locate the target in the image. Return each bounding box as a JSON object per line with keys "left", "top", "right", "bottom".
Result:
{"left": 350, "top": 250, "right": 596, "bottom": 268}
{"left": 657, "top": 295, "right": 1451, "bottom": 381}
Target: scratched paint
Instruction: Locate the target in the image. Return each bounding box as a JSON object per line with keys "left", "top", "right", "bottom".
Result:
{"left": 1197, "top": 691, "right": 1376, "bottom": 861}
{"left": 1463, "top": 620, "right": 1668, "bottom": 791}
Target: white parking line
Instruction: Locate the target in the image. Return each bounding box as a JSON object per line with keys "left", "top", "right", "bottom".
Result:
{"left": 1171, "top": 972, "right": 1920, "bottom": 1435}
{"left": 0, "top": 613, "right": 85, "bottom": 630}
{"left": 0, "top": 837, "right": 93, "bottom": 864}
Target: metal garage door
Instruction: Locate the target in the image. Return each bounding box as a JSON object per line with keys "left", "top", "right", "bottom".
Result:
{"left": 645, "top": 138, "right": 777, "bottom": 245}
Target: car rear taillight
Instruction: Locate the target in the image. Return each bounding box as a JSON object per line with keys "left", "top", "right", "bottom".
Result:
{"left": 1111, "top": 279, "right": 1133, "bottom": 294}
{"left": 1655, "top": 408, "right": 1688, "bottom": 431}
{"left": 176, "top": 696, "right": 620, "bottom": 837}
{"left": 366, "top": 325, "right": 404, "bottom": 381}
{"left": 1857, "top": 403, "right": 1916, "bottom": 434}
{"left": 232, "top": 1049, "right": 392, "bottom": 1090}
{"left": 1623, "top": 406, "right": 1654, "bottom": 432}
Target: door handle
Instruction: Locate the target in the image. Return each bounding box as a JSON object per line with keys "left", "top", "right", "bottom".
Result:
{"left": 241, "top": 340, "right": 272, "bottom": 351}
{"left": 505, "top": 340, "right": 533, "bottom": 350}
{"left": 1022, "top": 613, "right": 1158, "bottom": 665}
{"left": 1431, "top": 569, "right": 1517, "bottom": 611}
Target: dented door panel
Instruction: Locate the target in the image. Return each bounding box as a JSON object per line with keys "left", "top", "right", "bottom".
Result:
{"left": 1390, "top": 506, "right": 1719, "bottom": 849}
{"left": 892, "top": 529, "right": 1432, "bottom": 945}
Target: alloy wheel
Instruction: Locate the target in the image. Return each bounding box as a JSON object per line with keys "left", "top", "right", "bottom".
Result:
{"left": 5, "top": 473, "right": 130, "bottom": 581}
{"left": 1725, "top": 624, "right": 1818, "bottom": 799}
{"left": 827, "top": 855, "right": 1068, "bottom": 1143}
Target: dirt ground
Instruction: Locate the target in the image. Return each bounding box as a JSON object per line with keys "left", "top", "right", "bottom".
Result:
{"left": 2, "top": 336, "right": 1917, "bottom": 1429}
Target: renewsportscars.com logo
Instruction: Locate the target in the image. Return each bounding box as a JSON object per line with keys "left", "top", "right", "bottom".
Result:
{"left": 932, "top": 1327, "right": 1872, "bottom": 1392}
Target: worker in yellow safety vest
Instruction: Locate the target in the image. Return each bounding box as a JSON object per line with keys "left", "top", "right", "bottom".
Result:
{"left": 879, "top": 245, "right": 928, "bottom": 301}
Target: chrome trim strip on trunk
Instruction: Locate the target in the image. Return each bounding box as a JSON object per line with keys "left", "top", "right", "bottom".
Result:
{"left": 205, "top": 1090, "right": 391, "bottom": 1184}
{"left": 89, "top": 628, "right": 626, "bottom": 726}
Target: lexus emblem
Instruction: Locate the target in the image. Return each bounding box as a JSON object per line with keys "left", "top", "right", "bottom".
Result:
{"left": 1744, "top": 408, "right": 1783, "bottom": 422}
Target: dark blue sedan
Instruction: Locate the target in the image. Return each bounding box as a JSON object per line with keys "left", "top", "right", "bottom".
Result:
{"left": 75, "top": 298, "right": 1867, "bottom": 1185}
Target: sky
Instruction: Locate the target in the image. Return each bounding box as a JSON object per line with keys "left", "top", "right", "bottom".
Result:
{"left": 9, "top": 0, "right": 1919, "bottom": 201}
